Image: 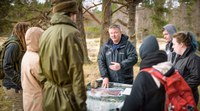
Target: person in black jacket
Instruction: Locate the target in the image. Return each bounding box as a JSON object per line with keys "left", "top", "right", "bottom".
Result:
{"left": 172, "top": 31, "right": 200, "bottom": 104}
{"left": 122, "top": 35, "right": 170, "bottom": 111}
{"left": 98, "top": 24, "right": 138, "bottom": 88}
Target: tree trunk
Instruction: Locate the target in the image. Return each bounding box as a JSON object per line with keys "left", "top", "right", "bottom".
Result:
{"left": 126, "top": 0, "right": 137, "bottom": 47}
{"left": 193, "top": 0, "right": 200, "bottom": 40}
{"left": 100, "top": 0, "right": 112, "bottom": 47}
{"left": 77, "top": 0, "right": 91, "bottom": 64}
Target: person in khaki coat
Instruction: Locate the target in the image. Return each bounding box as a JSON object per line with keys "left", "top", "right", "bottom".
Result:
{"left": 39, "top": 0, "right": 87, "bottom": 111}
{"left": 21, "top": 27, "right": 44, "bottom": 111}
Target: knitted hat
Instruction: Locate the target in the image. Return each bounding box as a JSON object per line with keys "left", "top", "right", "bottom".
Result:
{"left": 139, "top": 35, "right": 159, "bottom": 59}
{"left": 163, "top": 24, "right": 177, "bottom": 38}
{"left": 51, "top": 0, "right": 78, "bottom": 13}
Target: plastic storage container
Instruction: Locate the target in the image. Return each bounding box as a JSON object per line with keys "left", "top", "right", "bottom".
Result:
{"left": 86, "top": 82, "right": 132, "bottom": 111}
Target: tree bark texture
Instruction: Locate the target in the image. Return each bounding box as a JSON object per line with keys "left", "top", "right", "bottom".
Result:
{"left": 100, "top": 0, "right": 112, "bottom": 47}
{"left": 77, "top": 0, "right": 91, "bottom": 64}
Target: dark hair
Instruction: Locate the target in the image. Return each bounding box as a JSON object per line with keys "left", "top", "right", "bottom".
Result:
{"left": 12, "top": 22, "right": 30, "bottom": 51}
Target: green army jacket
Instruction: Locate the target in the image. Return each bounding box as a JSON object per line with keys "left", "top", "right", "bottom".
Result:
{"left": 39, "top": 12, "right": 86, "bottom": 111}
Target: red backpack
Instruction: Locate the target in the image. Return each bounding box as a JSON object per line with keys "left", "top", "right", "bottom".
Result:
{"left": 142, "top": 67, "right": 198, "bottom": 111}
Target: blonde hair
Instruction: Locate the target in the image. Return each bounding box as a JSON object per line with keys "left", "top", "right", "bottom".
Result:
{"left": 12, "top": 22, "right": 30, "bottom": 51}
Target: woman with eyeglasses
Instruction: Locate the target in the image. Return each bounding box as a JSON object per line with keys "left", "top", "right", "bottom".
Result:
{"left": 172, "top": 31, "right": 200, "bottom": 104}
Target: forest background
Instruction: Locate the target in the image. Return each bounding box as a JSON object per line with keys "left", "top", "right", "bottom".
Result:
{"left": 0, "top": 0, "right": 200, "bottom": 110}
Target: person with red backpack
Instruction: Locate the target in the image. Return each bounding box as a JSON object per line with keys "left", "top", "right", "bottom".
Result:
{"left": 122, "top": 35, "right": 168, "bottom": 111}
{"left": 122, "top": 35, "right": 198, "bottom": 111}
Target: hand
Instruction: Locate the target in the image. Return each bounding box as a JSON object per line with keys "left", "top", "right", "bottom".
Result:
{"left": 109, "top": 62, "right": 121, "bottom": 71}
{"left": 12, "top": 75, "right": 21, "bottom": 87}
{"left": 102, "top": 77, "right": 109, "bottom": 88}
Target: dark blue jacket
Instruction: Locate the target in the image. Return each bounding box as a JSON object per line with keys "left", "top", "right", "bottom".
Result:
{"left": 3, "top": 35, "right": 24, "bottom": 90}
{"left": 98, "top": 34, "right": 138, "bottom": 84}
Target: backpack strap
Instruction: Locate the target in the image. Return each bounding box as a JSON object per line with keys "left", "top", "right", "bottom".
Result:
{"left": 4, "top": 40, "right": 22, "bottom": 58}
{"left": 3, "top": 40, "right": 22, "bottom": 73}
{"left": 141, "top": 67, "right": 166, "bottom": 85}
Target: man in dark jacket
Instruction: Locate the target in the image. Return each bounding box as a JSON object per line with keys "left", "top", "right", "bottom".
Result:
{"left": 39, "top": 0, "right": 86, "bottom": 111}
{"left": 98, "top": 24, "right": 138, "bottom": 88}
{"left": 122, "top": 35, "right": 169, "bottom": 111}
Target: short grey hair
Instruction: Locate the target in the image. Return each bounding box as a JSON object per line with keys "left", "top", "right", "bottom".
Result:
{"left": 109, "top": 24, "right": 121, "bottom": 31}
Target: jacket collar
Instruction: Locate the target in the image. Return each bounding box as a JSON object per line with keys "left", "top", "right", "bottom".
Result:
{"left": 166, "top": 41, "right": 173, "bottom": 52}
{"left": 8, "top": 35, "right": 19, "bottom": 41}
{"left": 50, "top": 12, "right": 77, "bottom": 29}
{"left": 140, "top": 50, "right": 167, "bottom": 70}
{"left": 180, "top": 46, "right": 194, "bottom": 59}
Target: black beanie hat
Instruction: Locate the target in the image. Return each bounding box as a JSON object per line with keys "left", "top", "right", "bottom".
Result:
{"left": 139, "top": 35, "right": 159, "bottom": 59}
{"left": 51, "top": 0, "right": 78, "bottom": 13}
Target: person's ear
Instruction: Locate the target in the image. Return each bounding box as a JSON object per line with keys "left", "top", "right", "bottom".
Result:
{"left": 180, "top": 42, "right": 185, "bottom": 48}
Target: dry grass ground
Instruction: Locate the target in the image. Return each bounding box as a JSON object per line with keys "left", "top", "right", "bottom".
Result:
{"left": 0, "top": 37, "right": 12, "bottom": 110}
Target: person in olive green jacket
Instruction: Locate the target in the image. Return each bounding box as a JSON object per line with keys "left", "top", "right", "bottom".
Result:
{"left": 39, "top": 0, "right": 87, "bottom": 111}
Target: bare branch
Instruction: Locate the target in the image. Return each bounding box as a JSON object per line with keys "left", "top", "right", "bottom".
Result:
{"left": 83, "top": 7, "right": 101, "bottom": 25}
{"left": 119, "top": 9, "right": 128, "bottom": 15}
{"left": 3, "top": 19, "right": 18, "bottom": 24}
{"left": 83, "top": 3, "right": 102, "bottom": 14}
{"left": 111, "top": 1, "right": 127, "bottom": 6}
{"left": 113, "top": 18, "right": 127, "bottom": 27}
{"left": 24, "top": 16, "right": 40, "bottom": 22}
{"left": 111, "top": 5, "right": 126, "bottom": 16}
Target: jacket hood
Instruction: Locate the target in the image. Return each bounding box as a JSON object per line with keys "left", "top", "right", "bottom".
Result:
{"left": 151, "top": 61, "right": 174, "bottom": 88}
{"left": 139, "top": 35, "right": 159, "bottom": 59}
{"left": 153, "top": 61, "right": 174, "bottom": 75}
{"left": 187, "top": 31, "right": 199, "bottom": 51}
{"left": 25, "top": 27, "right": 44, "bottom": 52}
{"left": 140, "top": 50, "right": 167, "bottom": 69}
{"left": 163, "top": 24, "right": 177, "bottom": 38}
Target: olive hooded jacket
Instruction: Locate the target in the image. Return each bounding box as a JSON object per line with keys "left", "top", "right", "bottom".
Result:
{"left": 39, "top": 12, "right": 86, "bottom": 111}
